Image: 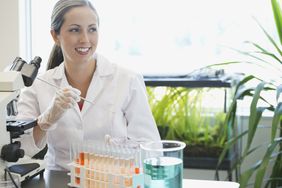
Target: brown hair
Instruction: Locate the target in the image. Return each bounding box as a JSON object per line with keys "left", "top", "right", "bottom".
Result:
{"left": 46, "top": 0, "right": 99, "bottom": 70}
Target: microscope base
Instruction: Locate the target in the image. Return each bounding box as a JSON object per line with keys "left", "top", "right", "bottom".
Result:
{"left": 7, "top": 159, "right": 45, "bottom": 183}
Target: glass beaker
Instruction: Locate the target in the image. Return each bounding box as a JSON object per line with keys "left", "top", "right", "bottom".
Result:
{"left": 140, "top": 140, "right": 186, "bottom": 188}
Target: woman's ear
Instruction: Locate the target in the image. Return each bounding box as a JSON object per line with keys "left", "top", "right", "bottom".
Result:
{"left": 50, "top": 30, "right": 60, "bottom": 46}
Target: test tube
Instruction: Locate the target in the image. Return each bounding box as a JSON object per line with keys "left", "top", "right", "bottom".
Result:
{"left": 75, "top": 177, "right": 80, "bottom": 186}
{"left": 124, "top": 175, "right": 133, "bottom": 187}
{"left": 105, "top": 181, "right": 109, "bottom": 188}
{"left": 112, "top": 173, "right": 117, "bottom": 185}
{"left": 111, "top": 148, "right": 119, "bottom": 176}
{"left": 79, "top": 152, "right": 85, "bottom": 166}
{"left": 125, "top": 148, "right": 135, "bottom": 175}
{"left": 85, "top": 178, "right": 90, "bottom": 188}
{"left": 84, "top": 144, "right": 90, "bottom": 168}
{"left": 120, "top": 147, "right": 129, "bottom": 175}
{"left": 104, "top": 158, "right": 110, "bottom": 182}
{"left": 134, "top": 149, "right": 141, "bottom": 174}
{"left": 73, "top": 143, "right": 80, "bottom": 176}
{"left": 104, "top": 145, "right": 112, "bottom": 182}
{"left": 88, "top": 158, "right": 93, "bottom": 179}
{"left": 90, "top": 179, "right": 94, "bottom": 188}
{"left": 108, "top": 173, "right": 113, "bottom": 186}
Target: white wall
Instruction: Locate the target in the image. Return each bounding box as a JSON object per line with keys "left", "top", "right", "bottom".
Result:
{"left": 0, "top": 0, "right": 20, "bottom": 71}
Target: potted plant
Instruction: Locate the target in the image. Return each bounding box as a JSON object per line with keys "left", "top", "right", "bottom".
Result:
{"left": 214, "top": 0, "right": 282, "bottom": 187}
{"left": 146, "top": 86, "right": 230, "bottom": 168}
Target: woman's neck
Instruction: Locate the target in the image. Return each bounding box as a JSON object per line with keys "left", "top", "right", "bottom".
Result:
{"left": 64, "top": 59, "right": 96, "bottom": 96}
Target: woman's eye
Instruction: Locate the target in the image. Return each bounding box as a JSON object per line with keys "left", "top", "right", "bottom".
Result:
{"left": 69, "top": 28, "right": 79, "bottom": 32}
{"left": 89, "top": 27, "right": 97, "bottom": 32}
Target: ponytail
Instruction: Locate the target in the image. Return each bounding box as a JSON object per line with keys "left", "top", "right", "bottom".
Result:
{"left": 46, "top": 44, "right": 64, "bottom": 70}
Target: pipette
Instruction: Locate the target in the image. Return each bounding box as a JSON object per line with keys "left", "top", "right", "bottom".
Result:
{"left": 36, "top": 77, "right": 95, "bottom": 105}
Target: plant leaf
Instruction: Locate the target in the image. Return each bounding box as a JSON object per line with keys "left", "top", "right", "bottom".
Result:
{"left": 254, "top": 137, "right": 282, "bottom": 188}
{"left": 271, "top": 102, "right": 282, "bottom": 140}
{"left": 277, "top": 84, "right": 282, "bottom": 100}
{"left": 271, "top": 0, "right": 282, "bottom": 46}
{"left": 244, "top": 41, "right": 282, "bottom": 64}
{"left": 243, "top": 82, "right": 269, "bottom": 157}
{"left": 239, "top": 140, "right": 282, "bottom": 188}
{"left": 254, "top": 17, "right": 282, "bottom": 57}
{"left": 216, "top": 130, "right": 248, "bottom": 170}
{"left": 239, "top": 157, "right": 261, "bottom": 187}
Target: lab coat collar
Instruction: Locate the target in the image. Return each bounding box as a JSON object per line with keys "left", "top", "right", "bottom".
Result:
{"left": 96, "top": 54, "right": 116, "bottom": 77}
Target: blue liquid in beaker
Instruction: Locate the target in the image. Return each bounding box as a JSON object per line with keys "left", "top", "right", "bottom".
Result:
{"left": 144, "top": 157, "right": 183, "bottom": 188}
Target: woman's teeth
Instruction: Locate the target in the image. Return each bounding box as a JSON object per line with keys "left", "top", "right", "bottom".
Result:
{"left": 76, "top": 47, "right": 90, "bottom": 52}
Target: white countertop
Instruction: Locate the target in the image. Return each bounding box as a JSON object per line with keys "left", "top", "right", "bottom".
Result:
{"left": 184, "top": 179, "right": 240, "bottom": 188}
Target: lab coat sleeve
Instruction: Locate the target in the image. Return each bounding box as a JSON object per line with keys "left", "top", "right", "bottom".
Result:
{"left": 16, "top": 86, "right": 47, "bottom": 157}
{"left": 124, "top": 74, "right": 161, "bottom": 144}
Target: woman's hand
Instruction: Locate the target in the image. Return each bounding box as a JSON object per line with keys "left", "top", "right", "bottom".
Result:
{"left": 37, "top": 86, "right": 81, "bottom": 131}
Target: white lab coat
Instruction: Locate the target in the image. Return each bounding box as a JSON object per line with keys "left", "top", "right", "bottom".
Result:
{"left": 16, "top": 54, "right": 160, "bottom": 171}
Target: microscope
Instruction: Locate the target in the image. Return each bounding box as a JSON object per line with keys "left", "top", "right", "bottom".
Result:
{"left": 0, "top": 57, "right": 45, "bottom": 183}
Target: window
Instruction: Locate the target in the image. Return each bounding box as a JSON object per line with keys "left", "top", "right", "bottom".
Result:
{"left": 25, "top": 0, "right": 277, "bottom": 75}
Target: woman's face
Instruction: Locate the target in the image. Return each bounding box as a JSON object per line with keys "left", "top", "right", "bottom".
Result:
{"left": 52, "top": 6, "right": 99, "bottom": 65}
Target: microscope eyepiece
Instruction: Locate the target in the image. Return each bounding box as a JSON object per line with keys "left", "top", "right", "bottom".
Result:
{"left": 30, "top": 56, "right": 42, "bottom": 69}
{"left": 10, "top": 57, "right": 26, "bottom": 71}
{"left": 9, "top": 56, "right": 42, "bottom": 87}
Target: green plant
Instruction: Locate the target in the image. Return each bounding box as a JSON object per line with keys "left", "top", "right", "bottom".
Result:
{"left": 214, "top": 0, "right": 282, "bottom": 187}
{"left": 147, "top": 86, "right": 227, "bottom": 154}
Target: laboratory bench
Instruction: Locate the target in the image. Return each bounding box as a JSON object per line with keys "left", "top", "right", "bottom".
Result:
{"left": 22, "top": 170, "right": 240, "bottom": 188}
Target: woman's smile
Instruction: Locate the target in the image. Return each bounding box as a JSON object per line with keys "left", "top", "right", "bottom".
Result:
{"left": 75, "top": 47, "right": 92, "bottom": 55}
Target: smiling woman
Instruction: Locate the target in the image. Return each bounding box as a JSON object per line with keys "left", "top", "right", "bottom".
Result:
{"left": 25, "top": 0, "right": 276, "bottom": 75}
{"left": 16, "top": 0, "right": 161, "bottom": 171}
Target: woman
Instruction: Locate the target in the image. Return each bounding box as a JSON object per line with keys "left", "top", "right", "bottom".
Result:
{"left": 17, "top": 0, "right": 160, "bottom": 171}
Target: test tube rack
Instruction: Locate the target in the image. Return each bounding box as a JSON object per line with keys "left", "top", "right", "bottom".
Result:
{"left": 68, "top": 141, "right": 144, "bottom": 188}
